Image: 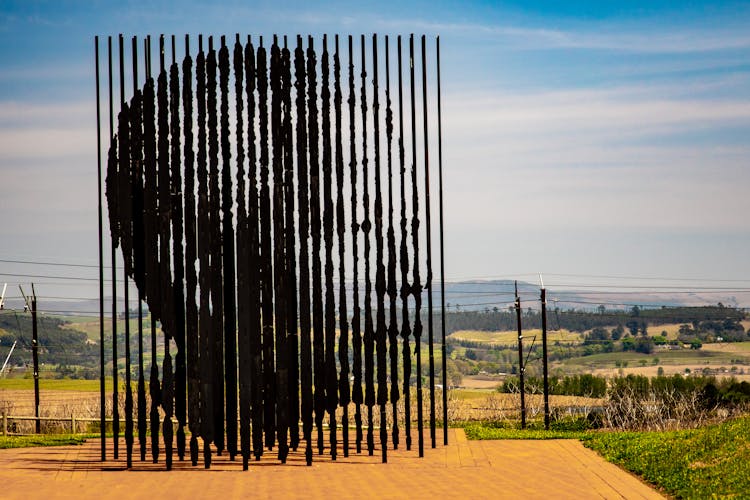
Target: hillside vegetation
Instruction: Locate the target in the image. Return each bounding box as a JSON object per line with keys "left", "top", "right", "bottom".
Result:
{"left": 582, "top": 416, "right": 750, "bottom": 499}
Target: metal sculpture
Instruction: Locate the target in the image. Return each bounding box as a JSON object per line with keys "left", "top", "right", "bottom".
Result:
{"left": 360, "top": 34, "right": 375, "bottom": 458}
{"left": 347, "top": 34, "right": 364, "bottom": 456}
{"left": 334, "top": 35, "right": 350, "bottom": 459}
{"left": 408, "top": 34, "right": 425, "bottom": 458}
{"left": 373, "top": 34, "right": 389, "bottom": 465}
{"left": 295, "top": 34, "right": 313, "bottom": 466}
{"left": 321, "top": 35, "right": 338, "bottom": 460}
{"left": 219, "top": 36, "right": 238, "bottom": 462}
{"left": 98, "top": 33, "right": 447, "bottom": 470}
{"left": 385, "top": 36, "right": 400, "bottom": 450}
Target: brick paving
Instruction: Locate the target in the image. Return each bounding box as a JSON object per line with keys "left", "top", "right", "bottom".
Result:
{"left": 0, "top": 430, "right": 663, "bottom": 499}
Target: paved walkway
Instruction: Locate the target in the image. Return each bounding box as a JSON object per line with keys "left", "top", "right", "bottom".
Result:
{"left": 0, "top": 430, "right": 663, "bottom": 499}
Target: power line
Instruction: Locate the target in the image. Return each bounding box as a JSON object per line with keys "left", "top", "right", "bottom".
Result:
{"left": 0, "top": 258, "right": 110, "bottom": 270}
{"left": 0, "top": 272, "right": 108, "bottom": 282}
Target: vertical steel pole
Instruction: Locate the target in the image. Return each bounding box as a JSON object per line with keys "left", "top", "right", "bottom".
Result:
{"left": 360, "top": 33, "right": 375, "bottom": 458}
{"left": 409, "top": 34, "right": 424, "bottom": 459}
{"left": 131, "top": 35, "right": 148, "bottom": 463}
{"left": 207, "top": 35, "right": 225, "bottom": 458}
{"left": 384, "top": 35, "right": 401, "bottom": 452}
{"left": 31, "top": 289, "right": 40, "bottom": 434}
{"left": 373, "top": 32, "right": 389, "bottom": 464}
{"left": 436, "top": 35, "right": 448, "bottom": 445}
{"left": 296, "top": 34, "right": 313, "bottom": 465}
{"left": 257, "top": 36, "right": 276, "bottom": 454}
{"left": 515, "top": 281, "right": 526, "bottom": 429}
{"left": 95, "top": 35, "right": 107, "bottom": 460}
{"left": 170, "top": 34, "right": 187, "bottom": 463}
{"left": 541, "top": 285, "right": 550, "bottom": 430}
{"left": 119, "top": 33, "right": 134, "bottom": 470}
{"left": 333, "top": 34, "right": 350, "bottom": 459}
{"left": 346, "top": 34, "right": 363, "bottom": 456}
{"left": 246, "top": 35, "right": 264, "bottom": 462}
{"left": 219, "top": 35, "right": 238, "bottom": 462}
{"left": 281, "top": 36, "right": 300, "bottom": 456}
{"left": 196, "top": 34, "right": 215, "bottom": 468}
{"left": 421, "top": 34, "right": 436, "bottom": 449}
{"left": 108, "top": 35, "right": 119, "bottom": 460}
{"left": 234, "top": 32, "right": 251, "bottom": 470}
{"left": 270, "top": 35, "right": 288, "bottom": 462}
{"left": 396, "top": 35, "right": 413, "bottom": 452}
{"left": 322, "top": 33, "right": 338, "bottom": 461}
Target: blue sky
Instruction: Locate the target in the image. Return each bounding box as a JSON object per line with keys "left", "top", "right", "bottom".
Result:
{"left": 1, "top": 0, "right": 749, "bottom": 304}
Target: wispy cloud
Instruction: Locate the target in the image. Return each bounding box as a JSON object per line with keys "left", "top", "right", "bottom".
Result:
{"left": 371, "top": 17, "right": 750, "bottom": 54}
{"left": 441, "top": 80, "right": 750, "bottom": 234}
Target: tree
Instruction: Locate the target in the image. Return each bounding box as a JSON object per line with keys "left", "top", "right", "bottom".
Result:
{"left": 635, "top": 336, "right": 655, "bottom": 354}
{"left": 639, "top": 321, "right": 648, "bottom": 337}
{"left": 625, "top": 320, "right": 639, "bottom": 337}
{"left": 690, "top": 339, "right": 703, "bottom": 350}
{"left": 622, "top": 337, "right": 635, "bottom": 351}
{"left": 611, "top": 324, "right": 624, "bottom": 340}
{"left": 584, "top": 327, "right": 610, "bottom": 344}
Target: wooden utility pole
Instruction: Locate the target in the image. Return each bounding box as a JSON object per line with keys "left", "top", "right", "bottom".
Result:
{"left": 540, "top": 276, "right": 550, "bottom": 430}
{"left": 21, "top": 285, "right": 40, "bottom": 433}
{"left": 514, "top": 281, "right": 526, "bottom": 429}
{"left": 32, "top": 288, "right": 39, "bottom": 433}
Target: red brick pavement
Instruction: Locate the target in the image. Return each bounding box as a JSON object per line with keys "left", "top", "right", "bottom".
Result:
{"left": 0, "top": 430, "right": 663, "bottom": 499}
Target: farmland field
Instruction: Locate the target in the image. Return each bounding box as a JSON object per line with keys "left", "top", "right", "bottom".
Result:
{"left": 449, "top": 329, "right": 582, "bottom": 346}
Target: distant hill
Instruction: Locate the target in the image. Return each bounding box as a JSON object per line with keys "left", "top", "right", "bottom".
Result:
{"left": 432, "top": 280, "right": 749, "bottom": 312}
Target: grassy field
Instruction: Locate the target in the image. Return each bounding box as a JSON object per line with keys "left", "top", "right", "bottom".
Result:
{"left": 0, "top": 378, "right": 114, "bottom": 392}
{"left": 702, "top": 341, "right": 750, "bottom": 354}
{"left": 582, "top": 416, "right": 750, "bottom": 499}
{"left": 560, "top": 346, "right": 750, "bottom": 369}
{"left": 450, "top": 329, "right": 582, "bottom": 346}
{"left": 0, "top": 434, "right": 89, "bottom": 449}
{"left": 465, "top": 414, "right": 750, "bottom": 498}
{"left": 450, "top": 388, "right": 495, "bottom": 400}
{"left": 60, "top": 316, "right": 158, "bottom": 342}
{"left": 649, "top": 323, "right": 683, "bottom": 340}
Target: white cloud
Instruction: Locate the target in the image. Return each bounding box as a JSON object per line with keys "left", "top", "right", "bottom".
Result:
{"left": 440, "top": 81, "right": 750, "bottom": 235}
{"left": 372, "top": 16, "right": 750, "bottom": 54}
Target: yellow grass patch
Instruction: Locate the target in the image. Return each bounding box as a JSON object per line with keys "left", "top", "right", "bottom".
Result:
{"left": 450, "top": 329, "right": 581, "bottom": 346}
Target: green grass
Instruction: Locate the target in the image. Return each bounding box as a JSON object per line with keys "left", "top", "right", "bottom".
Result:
{"left": 0, "top": 434, "right": 88, "bottom": 449}
{"left": 465, "top": 415, "right": 750, "bottom": 498}
{"left": 562, "top": 348, "right": 744, "bottom": 369}
{"left": 463, "top": 425, "right": 587, "bottom": 440}
{"left": 54, "top": 315, "right": 99, "bottom": 324}
{"left": 0, "top": 378, "right": 113, "bottom": 392}
{"left": 581, "top": 416, "right": 750, "bottom": 499}
{"left": 59, "top": 315, "right": 159, "bottom": 342}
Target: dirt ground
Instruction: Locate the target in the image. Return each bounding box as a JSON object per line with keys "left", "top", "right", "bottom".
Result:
{"left": 0, "top": 429, "right": 663, "bottom": 499}
{"left": 460, "top": 376, "right": 502, "bottom": 389}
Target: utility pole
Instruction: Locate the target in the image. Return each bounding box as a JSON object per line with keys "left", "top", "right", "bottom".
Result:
{"left": 540, "top": 275, "right": 550, "bottom": 430}
{"left": 21, "top": 284, "right": 40, "bottom": 433}
{"left": 1, "top": 341, "right": 17, "bottom": 377}
{"left": 514, "top": 281, "right": 526, "bottom": 429}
